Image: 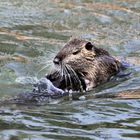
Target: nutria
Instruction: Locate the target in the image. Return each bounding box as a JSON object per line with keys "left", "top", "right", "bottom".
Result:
{"left": 0, "top": 38, "right": 135, "bottom": 105}
{"left": 46, "top": 38, "right": 122, "bottom": 92}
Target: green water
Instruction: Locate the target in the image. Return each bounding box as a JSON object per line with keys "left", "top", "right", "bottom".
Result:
{"left": 0, "top": 0, "right": 140, "bottom": 139}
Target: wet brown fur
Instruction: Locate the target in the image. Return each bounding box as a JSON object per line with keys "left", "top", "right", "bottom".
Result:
{"left": 47, "top": 38, "right": 121, "bottom": 91}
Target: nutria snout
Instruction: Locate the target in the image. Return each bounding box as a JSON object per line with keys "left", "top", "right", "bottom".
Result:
{"left": 53, "top": 57, "right": 61, "bottom": 65}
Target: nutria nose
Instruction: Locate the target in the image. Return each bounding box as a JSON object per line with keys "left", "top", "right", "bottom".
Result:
{"left": 53, "top": 57, "right": 60, "bottom": 65}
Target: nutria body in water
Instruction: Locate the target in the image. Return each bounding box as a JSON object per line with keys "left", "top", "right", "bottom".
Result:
{"left": 47, "top": 38, "right": 122, "bottom": 91}
{"left": 0, "top": 38, "right": 135, "bottom": 105}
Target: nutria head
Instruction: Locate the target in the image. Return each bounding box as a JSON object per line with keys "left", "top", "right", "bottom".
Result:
{"left": 52, "top": 38, "right": 119, "bottom": 91}
{"left": 53, "top": 38, "right": 109, "bottom": 71}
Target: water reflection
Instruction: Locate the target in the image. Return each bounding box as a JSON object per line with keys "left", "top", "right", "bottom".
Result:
{"left": 0, "top": 0, "right": 140, "bottom": 139}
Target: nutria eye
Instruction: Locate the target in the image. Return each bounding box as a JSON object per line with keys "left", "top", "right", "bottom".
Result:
{"left": 73, "top": 50, "right": 80, "bottom": 55}
{"left": 85, "top": 42, "right": 93, "bottom": 51}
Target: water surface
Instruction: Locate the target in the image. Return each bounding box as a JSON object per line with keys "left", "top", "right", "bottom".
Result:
{"left": 0, "top": 0, "right": 140, "bottom": 140}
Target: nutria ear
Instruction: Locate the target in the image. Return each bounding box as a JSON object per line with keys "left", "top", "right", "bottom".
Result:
{"left": 85, "top": 42, "right": 94, "bottom": 51}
